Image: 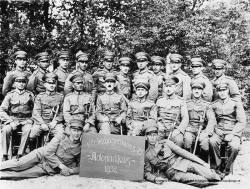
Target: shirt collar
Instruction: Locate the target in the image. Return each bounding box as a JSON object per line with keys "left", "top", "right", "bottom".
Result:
{"left": 45, "top": 91, "right": 56, "bottom": 96}
{"left": 15, "top": 88, "right": 26, "bottom": 95}
{"left": 74, "top": 90, "right": 83, "bottom": 95}
{"left": 156, "top": 71, "right": 163, "bottom": 76}
{"left": 139, "top": 67, "right": 149, "bottom": 74}
{"left": 16, "top": 67, "right": 26, "bottom": 72}
{"left": 136, "top": 97, "right": 146, "bottom": 103}
{"left": 218, "top": 96, "right": 230, "bottom": 104}
{"left": 165, "top": 93, "right": 176, "bottom": 100}
{"left": 59, "top": 66, "right": 68, "bottom": 73}
{"left": 106, "top": 91, "right": 115, "bottom": 95}
{"left": 192, "top": 72, "right": 203, "bottom": 79}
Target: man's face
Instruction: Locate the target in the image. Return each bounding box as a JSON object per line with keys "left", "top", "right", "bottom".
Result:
{"left": 103, "top": 60, "right": 113, "bottom": 70}
{"left": 38, "top": 59, "right": 50, "bottom": 70}
{"left": 137, "top": 60, "right": 148, "bottom": 70}
{"left": 72, "top": 81, "right": 84, "bottom": 91}
{"left": 192, "top": 87, "right": 203, "bottom": 98}
{"left": 213, "top": 68, "right": 225, "bottom": 78}
{"left": 105, "top": 80, "right": 116, "bottom": 91}
{"left": 59, "top": 57, "right": 69, "bottom": 69}
{"left": 170, "top": 62, "right": 181, "bottom": 71}
{"left": 78, "top": 60, "right": 88, "bottom": 71}
{"left": 15, "top": 57, "right": 27, "bottom": 68}
{"left": 120, "top": 65, "right": 130, "bottom": 74}
{"left": 191, "top": 65, "right": 203, "bottom": 75}
{"left": 163, "top": 84, "right": 176, "bottom": 96}
{"left": 146, "top": 132, "right": 158, "bottom": 146}
{"left": 70, "top": 128, "right": 83, "bottom": 141}
{"left": 44, "top": 81, "right": 56, "bottom": 92}
{"left": 15, "top": 80, "right": 27, "bottom": 90}
{"left": 136, "top": 87, "right": 148, "bottom": 98}
{"left": 218, "top": 88, "right": 229, "bottom": 100}
{"left": 152, "top": 65, "right": 161, "bottom": 74}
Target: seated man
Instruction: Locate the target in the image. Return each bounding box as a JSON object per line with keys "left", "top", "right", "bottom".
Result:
{"left": 156, "top": 75, "right": 189, "bottom": 147}
{"left": 144, "top": 120, "right": 221, "bottom": 188}
{"left": 0, "top": 119, "right": 83, "bottom": 179}
{"left": 29, "top": 73, "right": 65, "bottom": 151}
{"left": 0, "top": 73, "right": 34, "bottom": 161}
{"left": 63, "top": 73, "right": 97, "bottom": 134}
{"left": 209, "top": 79, "right": 246, "bottom": 175}
{"left": 126, "top": 77, "right": 157, "bottom": 136}
{"left": 96, "top": 73, "right": 127, "bottom": 135}
{"left": 184, "top": 80, "right": 216, "bottom": 160}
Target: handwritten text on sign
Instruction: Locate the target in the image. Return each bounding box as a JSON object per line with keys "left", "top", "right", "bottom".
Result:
{"left": 80, "top": 133, "right": 145, "bottom": 180}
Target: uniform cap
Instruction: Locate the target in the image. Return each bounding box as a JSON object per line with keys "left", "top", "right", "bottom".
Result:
{"left": 134, "top": 76, "right": 150, "bottom": 90}
{"left": 13, "top": 73, "right": 28, "bottom": 83}
{"left": 216, "top": 79, "right": 229, "bottom": 91}
{"left": 118, "top": 57, "right": 132, "bottom": 66}
{"left": 212, "top": 59, "right": 227, "bottom": 69}
{"left": 69, "top": 119, "right": 84, "bottom": 130}
{"left": 190, "top": 80, "right": 206, "bottom": 89}
{"left": 35, "top": 52, "right": 49, "bottom": 61}
{"left": 103, "top": 51, "right": 115, "bottom": 62}
{"left": 104, "top": 72, "right": 117, "bottom": 82}
{"left": 169, "top": 54, "right": 183, "bottom": 63}
{"left": 14, "top": 51, "right": 27, "bottom": 59}
{"left": 142, "top": 120, "right": 159, "bottom": 135}
{"left": 151, "top": 56, "right": 165, "bottom": 65}
{"left": 163, "top": 75, "right": 179, "bottom": 85}
{"left": 135, "top": 52, "right": 150, "bottom": 62}
{"left": 69, "top": 71, "right": 84, "bottom": 83}
{"left": 42, "top": 73, "right": 58, "bottom": 83}
{"left": 191, "top": 57, "right": 205, "bottom": 67}
{"left": 58, "top": 51, "right": 69, "bottom": 59}
{"left": 76, "top": 50, "right": 89, "bottom": 61}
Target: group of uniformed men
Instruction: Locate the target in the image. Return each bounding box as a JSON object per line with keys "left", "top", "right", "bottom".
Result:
{"left": 0, "top": 49, "right": 246, "bottom": 187}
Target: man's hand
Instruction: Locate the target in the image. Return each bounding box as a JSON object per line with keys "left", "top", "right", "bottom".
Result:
{"left": 203, "top": 162, "right": 210, "bottom": 169}
{"left": 171, "top": 129, "right": 180, "bottom": 138}
{"left": 102, "top": 117, "right": 109, "bottom": 123}
{"left": 41, "top": 123, "right": 49, "bottom": 131}
{"left": 10, "top": 122, "right": 18, "bottom": 130}
{"left": 154, "top": 176, "right": 167, "bottom": 184}
{"left": 49, "top": 120, "right": 57, "bottom": 129}
{"left": 224, "top": 134, "right": 234, "bottom": 142}
{"left": 20, "top": 120, "right": 28, "bottom": 125}
{"left": 199, "top": 131, "right": 208, "bottom": 142}
{"left": 83, "top": 123, "right": 90, "bottom": 133}
{"left": 115, "top": 117, "right": 123, "bottom": 124}
{"left": 59, "top": 164, "right": 72, "bottom": 176}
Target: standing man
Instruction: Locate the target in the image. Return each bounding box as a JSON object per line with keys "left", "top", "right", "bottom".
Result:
{"left": 190, "top": 57, "right": 213, "bottom": 102}
{"left": 64, "top": 51, "right": 96, "bottom": 99}
{"left": 92, "top": 51, "right": 118, "bottom": 97}
{"left": 151, "top": 56, "right": 165, "bottom": 97}
{"left": 96, "top": 73, "right": 127, "bottom": 135}
{"left": 29, "top": 73, "right": 64, "bottom": 151}
{"left": 169, "top": 54, "right": 191, "bottom": 101}
{"left": 26, "top": 52, "right": 50, "bottom": 95}
{"left": 143, "top": 120, "right": 221, "bottom": 187}
{"left": 1, "top": 73, "right": 34, "bottom": 161}
{"left": 0, "top": 119, "right": 84, "bottom": 179}
{"left": 116, "top": 57, "right": 133, "bottom": 102}
{"left": 133, "top": 52, "right": 158, "bottom": 102}
{"left": 126, "top": 77, "right": 157, "bottom": 136}
{"left": 63, "top": 73, "right": 97, "bottom": 134}
{"left": 211, "top": 59, "right": 241, "bottom": 101}
{"left": 156, "top": 75, "right": 189, "bottom": 147}
{"left": 184, "top": 80, "right": 216, "bottom": 159}
{"left": 2, "top": 50, "right": 32, "bottom": 96}
{"left": 209, "top": 80, "right": 246, "bottom": 175}
{"left": 53, "top": 51, "right": 70, "bottom": 94}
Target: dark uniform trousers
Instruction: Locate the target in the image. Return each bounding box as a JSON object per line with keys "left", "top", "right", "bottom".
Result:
{"left": 144, "top": 140, "right": 220, "bottom": 188}
{"left": 0, "top": 134, "right": 80, "bottom": 178}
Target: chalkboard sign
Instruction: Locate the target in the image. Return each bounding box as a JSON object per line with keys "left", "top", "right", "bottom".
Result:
{"left": 79, "top": 133, "right": 145, "bottom": 181}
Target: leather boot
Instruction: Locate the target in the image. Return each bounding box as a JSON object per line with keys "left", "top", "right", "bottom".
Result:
{"left": 2, "top": 155, "right": 8, "bottom": 162}
{"left": 29, "top": 138, "right": 37, "bottom": 152}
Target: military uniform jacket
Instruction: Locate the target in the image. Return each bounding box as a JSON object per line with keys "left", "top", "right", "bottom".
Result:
{"left": 64, "top": 69, "right": 96, "bottom": 98}
{"left": 126, "top": 98, "right": 157, "bottom": 126}
{"left": 170, "top": 69, "right": 191, "bottom": 101}
{"left": 211, "top": 74, "right": 241, "bottom": 101}
{"left": 156, "top": 95, "right": 189, "bottom": 134}
{"left": 53, "top": 66, "right": 69, "bottom": 94}
{"left": 2, "top": 67, "right": 32, "bottom": 96}
{"left": 210, "top": 97, "right": 246, "bottom": 137}
{"left": 144, "top": 140, "right": 205, "bottom": 182}
{"left": 186, "top": 99, "right": 216, "bottom": 134}
{"left": 155, "top": 71, "right": 165, "bottom": 97}
{"left": 26, "top": 67, "right": 49, "bottom": 95}
{"left": 191, "top": 72, "right": 213, "bottom": 102}
{"left": 96, "top": 91, "right": 127, "bottom": 122}
{"left": 116, "top": 72, "right": 132, "bottom": 99}
{"left": 32, "top": 91, "right": 64, "bottom": 125}
{"left": 133, "top": 68, "right": 158, "bottom": 102}
{"left": 92, "top": 68, "right": 119, "bottom": 95}
{"left": 0, "top": 89, "right": 34, "bottom": 123}
{"left": 63, "top": 92, "right": 95, "bottom": 126}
